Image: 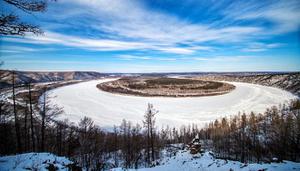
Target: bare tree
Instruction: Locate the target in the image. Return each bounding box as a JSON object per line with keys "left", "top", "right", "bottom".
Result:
{"left": 0, "top": 0, "right": 54, "bottom": 36}
{"left": 24, "top": 100, "right": 29, "bottom": 151}
{"left": 40, "top": 87, "right": 62, "bottom": 151}
{"left": 12, "top": 71, "right": 22, "bottom": 153}
{"left": 0, "top": 14, "right": 42, "bottom": 35}
{"left": 78, "top": 116, "right": 95, "bottom": 169}
{"left": 27, "top": 82, "right": 35, "bottom": 151}
{"left": 143, "top": 103, "right": 158, "bottom": 165}
{"left": 40, "top": 87, "right": 46, "bottom": 151}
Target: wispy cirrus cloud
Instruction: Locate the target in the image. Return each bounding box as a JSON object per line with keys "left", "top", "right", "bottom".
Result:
{"left": 119, "top": 55, "right": 256, "bottom": 62}
{"left": 119, "top": 55, "right": 151, "bottom": 60}
{"left": 119, "top": 55, "right": 177, "bottom": 61}
{"left": 187, "top": 55, "right": 257, "bottom": 62}
{"left": 2, "top": 0, "right": 300, "bottom": 72}
{"left": 4, "top": 0, "right": 292, "bottom": 55}
{"left": 242, "top": 42, "right": 284, "bottom": 52}
{"left": 2, "top": 32, "right": 208, "bottom": 54}
{"left": 225, "top": 0, "right": 300, "bottom": 34}
{"left": 64, "top": 0, "right": 264, "bottom": 44}
{"left": 51, "top": 0, "right": 298, "bottom": 50}
{"left": 0, "top": 45, "right": 61, "bottom": 53}
{"left": 2, "top": 32, "right": 146, "bottom": 51}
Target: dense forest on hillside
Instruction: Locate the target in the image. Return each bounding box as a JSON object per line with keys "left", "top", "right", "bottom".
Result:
{"left": 1, "top": 77, "right": 299, "bottom": 169}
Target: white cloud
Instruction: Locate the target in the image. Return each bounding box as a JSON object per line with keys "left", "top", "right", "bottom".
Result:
{"left": 4, "top": 0, "right": 298, "bottom": 55}
{"left": 156, "top": 58, "right": 177, "bottom": 61}
{"left": 153, "top": 47, "right": 195, "bottom": 55}
{"left": 3, "top": 32, "right": 206, "bottom": 54}
{"left": 0, "top": 45, "right": 59, "bottom": 53}
{"left": 227, "top": 0, "right": 300, "bottom": 34}
{"left": 190, "top": 55, "right": 256, "bottom": 62}
{"left": 29, "top": 0, "right": 267, "bottom": 53}
{"left": 119, "top": 55, "right": 151, "bottom": 60}
{"left": 118, "top": 55, "right": 177, "bottom": 61}
{"left": 118, "top": 55, "right": 256, "bottom": 62}
{"left": 3, "top": 32, "right": 148, "bottom": 51}
{"left": 242, "top": 42, "right": 283, "bottom": 52}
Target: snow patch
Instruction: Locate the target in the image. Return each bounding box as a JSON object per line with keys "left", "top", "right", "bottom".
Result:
{"left": 0, "top": 153, "right": 73, "bottom": 171}
{"left": 112, "top": 150, "right": 300, "bottom": 171}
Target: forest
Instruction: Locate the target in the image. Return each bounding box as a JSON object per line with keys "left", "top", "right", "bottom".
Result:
{"left": 0, "top": 76, "right": 299, "bottom": 170}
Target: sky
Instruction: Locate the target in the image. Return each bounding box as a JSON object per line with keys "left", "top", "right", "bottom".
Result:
{"left": 0, "top": 0, "right": 300, "bottom": 73}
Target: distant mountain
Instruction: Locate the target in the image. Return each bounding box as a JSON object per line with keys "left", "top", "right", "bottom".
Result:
{"left": 0, "top": 70, "right": 109, "bottom": 88}
{"left": 1, "top": 70, "right": 299, "bottom": 97}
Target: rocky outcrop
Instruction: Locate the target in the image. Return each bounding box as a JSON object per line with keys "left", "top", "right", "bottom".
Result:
{"left": 188, "top": 135, "right": 204, "bottom": 155}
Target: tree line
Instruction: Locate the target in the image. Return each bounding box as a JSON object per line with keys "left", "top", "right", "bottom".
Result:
{"left": 200, "top": 100, "right": 300, "bottom": 163}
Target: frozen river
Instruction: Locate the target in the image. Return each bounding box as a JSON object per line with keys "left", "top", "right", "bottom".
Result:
{"left": 48, "top": 78, "right": 297, "bottom": 128}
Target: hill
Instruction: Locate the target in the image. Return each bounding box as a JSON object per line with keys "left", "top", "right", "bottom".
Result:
{"left": 196, "top": 72, "right": 300, "bottom": 96}
{"left": 0, "top": 70, "right": 108, "bottom": 88}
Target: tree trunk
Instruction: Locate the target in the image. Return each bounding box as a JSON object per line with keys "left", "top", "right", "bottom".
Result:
{"left": 28, "top": 82, "right": 35, "bottom": 151}
{"left": 41, "top": 88, "right": 46, "bottom": 151}
{"left": 24, "top": 101, "right": 29, "bottom": 151}
{"left": 147, "top": 123, "right": 150, "bottom": 165}
{"left": 0, "top": 103, "right": 2, "bottom": 122}
{"left": 12, "top": 71, "right": 22, "bottom": 153}
{"left": 150, "top": 123, "right": 155, "bottom": 162}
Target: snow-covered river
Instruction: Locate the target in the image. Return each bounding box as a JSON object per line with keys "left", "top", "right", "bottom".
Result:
{"left": 48, "top": 78, "right": 297, "bottom": 128}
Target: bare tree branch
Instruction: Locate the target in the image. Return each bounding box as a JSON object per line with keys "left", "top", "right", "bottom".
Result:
{"left": 0, "top": 0, "right": 54, "bottom": 36}
{"left": 3, "top": 0, "right": 47, "bottom": 13}
{"left": 0, "top": 14, "right": 43, "bottom": 35}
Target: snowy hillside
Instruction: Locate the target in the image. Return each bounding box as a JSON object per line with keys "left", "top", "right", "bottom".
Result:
{"left": 199, "top": 73, "right": 300, "bottom": 97}
{"left": 112, "top": 150, "right": 300, "bottom": 171}
{"left": 0, "top": 153, "right": 74, "bottom": 171}
{"left": 0, "top": 70, "right": 108, "bottom": 88}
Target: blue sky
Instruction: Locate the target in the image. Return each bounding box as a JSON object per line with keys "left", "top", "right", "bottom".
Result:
{"left": 0, "top": 0, "right": 299, "bottom": 72}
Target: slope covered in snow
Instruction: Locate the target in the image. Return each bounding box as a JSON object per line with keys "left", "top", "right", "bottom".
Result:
{"left": 0, "top": 153, "right": 73, "bottom": 171}
{"left": 112, "top": 150, "right": 300, "bottom": 171}
{"left": 0, "top": 70, "right": 108, "bottom": 88}
{"left": 48, "top": 79, "right": 297, "bottom": 128}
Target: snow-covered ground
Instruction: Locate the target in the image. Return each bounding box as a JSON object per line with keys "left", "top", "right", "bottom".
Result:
{"left": 112, "top": 150, "right": 300, "bottom": 171}
{"left": 48, "top": 79, "right": 297, "bottom": 128}
{"left": 0, "top": 153, "right": 73, "bottom": 171}
{"left": 1, "top": 149, "right": 299, "bottom": 171}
